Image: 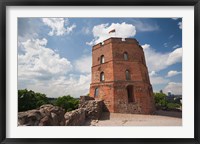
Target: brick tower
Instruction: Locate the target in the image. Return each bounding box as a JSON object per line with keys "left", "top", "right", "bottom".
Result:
{"left": 90, "top": 37, "right": 155, "bottom": 114}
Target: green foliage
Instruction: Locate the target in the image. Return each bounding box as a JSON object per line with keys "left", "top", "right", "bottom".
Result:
{"left": 153, "top": 92, "right": 167, "bottom": 108}
{"left": 18, "top": 89, "right": 49, "bottom": 112}
{"left": 166, "top": 103, "right": 181, "bottom": 110}
{"left": 47, "top": 97, "right": 57, "bottom": 105}
{"left": 54, "top": 95, "right": 79, "bottom": 112}
{"left": 153, "top": 92, "right": 181, "bottom": 110}
{"left": 18, "top": 89, "right": 79, "bottom": 112}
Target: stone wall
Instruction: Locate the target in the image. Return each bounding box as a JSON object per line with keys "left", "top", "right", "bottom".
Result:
{"left": 64, "top": 108, "right": 85, "bottom": 126}
{"left": 79, "top": 99, "right": 103, "bottom": 120}
{"left": 18, "top": 98, "right": 104, "bottom": 126}
{"left": 18, "top": 104, "right": 65, "bottom": 126}
{"left": 79, "top": 96, "right": 94, "bottom": 104}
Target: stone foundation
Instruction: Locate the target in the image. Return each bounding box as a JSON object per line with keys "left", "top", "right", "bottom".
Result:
{"left": 64, "top": 108, "right": 85, "bottom": 126}
{"left": 18, "top": 98, "right": 104, "bottom": 126}
{"left": 79, "top": 98, "right": 103, "bottom": 120}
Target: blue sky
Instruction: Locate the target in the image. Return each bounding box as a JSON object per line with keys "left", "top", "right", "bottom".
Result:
{"left": 18, "top": 18, "right": 182, "bottom": 98}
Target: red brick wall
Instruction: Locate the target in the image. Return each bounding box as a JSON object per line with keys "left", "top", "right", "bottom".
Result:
{"left": 90, "top": 38, "right": 155, "bottom": 114}
{"left": 91, "top": 62, "right": 114, "bottom": 83}
{"left": 90, "top": 83, "right": 115, "bottom": 112}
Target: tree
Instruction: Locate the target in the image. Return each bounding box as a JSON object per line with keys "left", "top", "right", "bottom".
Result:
{"left": 18, "top": 89, "right": 49, "bottom": 112}
{"left": 18, "top": 89, "right": 80, "bottom": 112}
{"left": 55, "top": 95, "right": 79, "bottom": 112}
{"left": 153, "top": 92, "right": 182, "bottom": 110}
{"left": 153, "top": 92, "right": 167, "bottom": 109}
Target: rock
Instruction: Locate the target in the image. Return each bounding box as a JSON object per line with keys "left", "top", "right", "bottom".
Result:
{"left": 79, "top": 96, "right": 95, "bottom": 106}
{"left": 79, "top": 100, "right": 103, "bottom": 120}
{"left": 18, "top": 104, "right": 65, "bottom": 126}
{"left": 51, "top": 112, "right": 59, "bottom": 125}
{"left": 91, "top": 120, "right": 98, "bottom": 126}
{"left": 64, "top": 108, "right": 85, "bottom": 126}
{"left": 18, "top": 98, "right": 104, "bottom": 126}
{"left": 39, "top": 116, "right": 51, "bottom": 126}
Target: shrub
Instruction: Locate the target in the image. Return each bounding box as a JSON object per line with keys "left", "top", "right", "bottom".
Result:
{"left": 54, "top": 95, "right": 79, "bottom": 112}
{"left": 18, "top": 89, "right": 49, "bottom": 112}
{"left": 153, "top": 92, "right": 168, "bottom": 109}
{"left": 166, "top": 103, "right": 181, "bottom": 110}
{"left": 18, "top": 89, "right": 80, "bottom": 112}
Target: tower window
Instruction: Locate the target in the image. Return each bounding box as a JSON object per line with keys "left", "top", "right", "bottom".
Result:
{"left": 125, "top": 70, "right": 131, "bottom": 80}
{"left": 100, "top": 72, "right": 105, "bottom": 81}
{"left": 127, "top": 85, "right": 134, "bottom": 103}
{"left": 100, "top": 55, "right": 105, "bottom": 64}
{"left": 124, "top": 52, "right": 128, "bottom": 60}
{"left": 94, "top": 88, "right": 99, "bottom": 97}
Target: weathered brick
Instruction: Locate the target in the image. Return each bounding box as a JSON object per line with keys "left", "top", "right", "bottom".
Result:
{"left": 90, "top": 38, "right": 155, "bottom": 114}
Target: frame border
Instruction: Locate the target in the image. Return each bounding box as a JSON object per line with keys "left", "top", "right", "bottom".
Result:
{"left": 0, "top": 0, "right": 199, "bottom": 144}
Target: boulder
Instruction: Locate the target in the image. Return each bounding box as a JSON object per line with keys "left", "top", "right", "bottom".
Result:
{"left": 18, "top": 104, "right": 65, "bottom": 126}
{"left": 79, "top": 100, "right": 103, "bottom": 120}
{"left": 64, "top": 108, "right": 85, "bottom": 126}
{"left": 18, "top": 99, "right": 104, "bottom": 126}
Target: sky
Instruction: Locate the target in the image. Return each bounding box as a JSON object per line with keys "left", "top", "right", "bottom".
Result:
{"left": 18, "top": 18, "right": 182, "bottom": 98}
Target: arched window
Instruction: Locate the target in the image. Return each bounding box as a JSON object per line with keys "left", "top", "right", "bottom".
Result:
{"left": 125, "top": 70, "right": 131, "bottom": 80}
{"left": 100, "top": 72, "right": 105, "bottom": 81}
{"left": 123, "top": 52, "right": 128, "bottom": 60}
{"left": 94, "top": 88, "right": 99, "bottom": 97}
{"left": 100, "top": 55, "right": 105, "bottom": 64}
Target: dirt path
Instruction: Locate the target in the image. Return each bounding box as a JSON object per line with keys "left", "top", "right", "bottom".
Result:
{"left": 84, "top": 111, "right": 182, "bottom": 126}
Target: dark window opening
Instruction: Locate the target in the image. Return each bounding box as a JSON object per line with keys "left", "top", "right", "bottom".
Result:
{"left": 100, "top": 72, "right": 105, "bottom": 81}
{"left": 124, "top": 52, "right": 128, "bottom": 60}
{"left": 127, "top": 85, "right": 134, "bottom": 103}
{"left": 125, "top": 70, "right": 131, "bottom": 80}
{"left": 94, "top": 88, "right": 99, "bottom": 97}
{"left": 100, "top": 55, "right": 105, "bottom": 64}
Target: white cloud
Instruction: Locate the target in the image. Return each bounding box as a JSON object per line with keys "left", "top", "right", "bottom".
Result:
{"left": 86, "top": 39, "right": 95, "bottom": 46}
{"left": 131, "top": 19, "right": 159, "bottom": 32}
{"left": 163, "top": 82, "right": 182, "bottom": 95}
{"left": 178, "top": 22, "right": 182, "bottom": 29}
{"left": 66, "top": 24, "right": 76, "bottom": 33}
{"left": 167, "top": 70, "right": 182, "bottom": 77}
{"left": 74, "top": 55, "right": 92, "bottom": 74}
{"left": 82, "top": 27, "right": 90, "bottom": 35}
{"left": 149, "top": 71, "right": 157, "bottom": 76}
{"left": 18, "top": 38, "right": 72, "bottom": 79}
{"left": 166, "top": 48, "right": 182, "bottom": 65}
{"left": 42, "top": 18, "right": 76, "bottom": 36}
{"left": 22, "top": 74, "right": 91, "bottom": 98}
{"left": 142, "top": 44, "right": 182, "bottom": 72}
{"left": 171, "top": 18, "right": 179, "bottom": 20}
{"left": 141, "top": 44, "right": 150, "bottom": 50}
{"left": 171, "top": 18, "right": 182, "bottom": 29}
{"left": 149, "top": 76, "right": 169, "bottom": 85}
{"left": 173, "top": 44, "right": 180, "bottom": 49}
{"left": 86, "top": 22, "right": 136, "bottom": 46}
{"left": 18, "top": 38, "right": 91, "bottom": 98}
